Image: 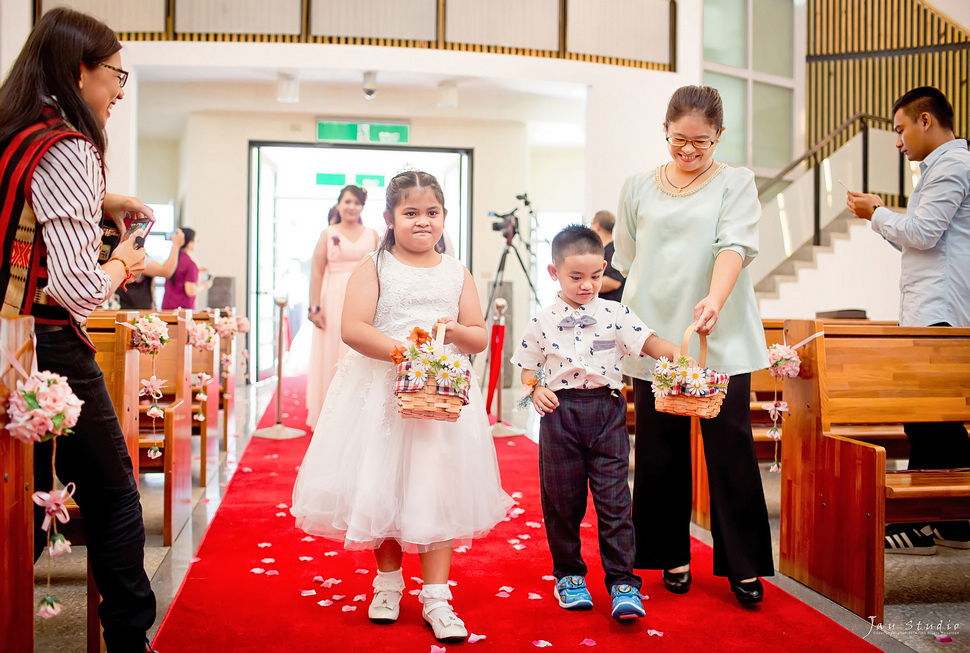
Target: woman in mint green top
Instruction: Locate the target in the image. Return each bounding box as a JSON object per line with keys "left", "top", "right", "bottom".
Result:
{"left": 613, "top": 86, "right": 773, "bottom": 605}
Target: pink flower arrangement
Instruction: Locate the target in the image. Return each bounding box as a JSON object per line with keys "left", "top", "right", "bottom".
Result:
{"left": 48, "top": 533, "right": 72, "bottom": 557}
{"left": 37, "top": 595, "right": 64, "bottom": 619}
{"left": 195, "top": 372, "right": 212, "bottom": 402}
{"left": 767, "top": 344, "right": 801, "bottom": 380}
{"left": 4, "top": 371, "right": 83, "bottom": 444}
{"left": 221, "top": 352, "right": 233, "bottom": 379}
{"left": 763, "top": 343, "right": 801, "bottom": 473}
{"left": 129, "top": 314, "right": 170, "bottom": 355}
{"left": 139, "top": 375, "right": 165, "bottom": 400}
{"left": 32, "top": 482, "right": 75, "bottom": 532}
{"left": 187, "top": 321, "right": 216, "bottom": 351}
{"left": 213, "top": 315, "right": 239, "bottom": 340}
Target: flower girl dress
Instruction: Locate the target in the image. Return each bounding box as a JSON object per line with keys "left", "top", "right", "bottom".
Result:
{"left": 292, "top": 251, "right": 513, "bottom": 552}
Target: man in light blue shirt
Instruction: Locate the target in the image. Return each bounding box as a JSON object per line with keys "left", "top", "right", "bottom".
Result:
{"left": 846, "top": 86, "right": 970, "bottom": 554}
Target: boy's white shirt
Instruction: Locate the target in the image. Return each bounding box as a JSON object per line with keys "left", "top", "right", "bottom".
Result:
{"left": 510, "top": 293, "right": 654, "bottom": 391}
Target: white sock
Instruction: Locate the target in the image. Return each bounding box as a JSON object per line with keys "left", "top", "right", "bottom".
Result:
{"left": 374, "top": 568, "right": 404, "bottom": 592}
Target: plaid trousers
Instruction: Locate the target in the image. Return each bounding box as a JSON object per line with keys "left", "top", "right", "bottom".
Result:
{"left": 538, "top": 387, "right": 641, "bottom": 591}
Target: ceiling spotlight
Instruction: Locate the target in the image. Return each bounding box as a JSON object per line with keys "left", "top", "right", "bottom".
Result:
{"left": 362, "top": 71, "right": 377, "bottom": 100}
{"left": 437, "top": 82, "right": 458, "bottom": 109}
{"left": 277, "top": 72, "right": 299, "bottom": 104}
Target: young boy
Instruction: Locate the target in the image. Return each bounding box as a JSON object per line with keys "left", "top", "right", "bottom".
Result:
{"left": 511, "top": 225, "right": 681, "bottom": 621}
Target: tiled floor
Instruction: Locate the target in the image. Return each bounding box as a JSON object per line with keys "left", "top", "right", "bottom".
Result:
{"left": 34, "top": 384, "right": 968, "bottom": 652}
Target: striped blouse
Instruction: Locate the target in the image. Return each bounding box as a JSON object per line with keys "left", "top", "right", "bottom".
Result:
{"left": 29, "top": 137, "right": 112, "bottom": 324}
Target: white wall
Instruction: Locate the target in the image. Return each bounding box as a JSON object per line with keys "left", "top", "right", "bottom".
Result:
{"left": 136, "top": 138, "right": 179, "bottom": 204}
{"left": 529, "top": 148, "right": 586, "bottom": 214}
{"left": 758, "top": 220, "right": 902, "bottom": 322}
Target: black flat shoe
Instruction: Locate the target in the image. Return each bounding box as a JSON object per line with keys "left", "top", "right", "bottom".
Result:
{"left": 729, "top": 578, "right": 764, "bottom": 604}
{"left": 662, "top": 568, "right": 692, "bottom": 594}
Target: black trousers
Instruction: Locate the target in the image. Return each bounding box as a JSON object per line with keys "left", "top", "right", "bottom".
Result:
{"left": 33, "top": 330, "right": 156, "bottom": 652}
{"left": 538, "top": 387, "right": 641, "bottom": 591}
{"left": 632, "top": 374, "right": 774, "bottom": 579}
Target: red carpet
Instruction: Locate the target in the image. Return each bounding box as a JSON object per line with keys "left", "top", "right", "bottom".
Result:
{"left": 153, "top": 377, "right": 877, "bottom": 652}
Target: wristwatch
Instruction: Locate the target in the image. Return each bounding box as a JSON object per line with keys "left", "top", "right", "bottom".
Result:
{"left": 308, "top": 305, "right": 321, "bottom": 314}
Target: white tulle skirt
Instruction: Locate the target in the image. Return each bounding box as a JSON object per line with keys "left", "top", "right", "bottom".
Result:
{"left": 291, "top": 351, "right": 514, "bottom": 553}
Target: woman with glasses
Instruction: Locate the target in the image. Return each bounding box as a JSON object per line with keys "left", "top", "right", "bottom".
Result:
{"left": 612, "top": 85, "right": 774, "bottom": 606}
{"left": 0, "top": 7, "right": 156, "bottom": 651}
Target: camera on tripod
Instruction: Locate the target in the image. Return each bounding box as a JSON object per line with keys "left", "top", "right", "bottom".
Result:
{"left": 489, "top": 209, "right": 519, "bottom": 244}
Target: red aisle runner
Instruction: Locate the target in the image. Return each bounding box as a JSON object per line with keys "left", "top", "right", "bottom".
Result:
{"left": 153, "top": 377, "right": 877, "bottom": 652}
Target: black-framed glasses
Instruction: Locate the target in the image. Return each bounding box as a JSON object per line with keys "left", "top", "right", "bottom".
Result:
{"left": 98, "top": 62, "right": 128, "bottom": 88}
{"left": 665, "top": 136, "right": 717, "bottom": 150}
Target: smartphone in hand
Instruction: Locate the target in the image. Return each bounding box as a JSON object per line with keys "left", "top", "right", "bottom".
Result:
{"left": 124, "top": 216, "right": 154, "bottom": 249}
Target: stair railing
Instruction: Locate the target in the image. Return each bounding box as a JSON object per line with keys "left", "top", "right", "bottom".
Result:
{"left": 758, "top": 113, "right": 907, "bottom": 246}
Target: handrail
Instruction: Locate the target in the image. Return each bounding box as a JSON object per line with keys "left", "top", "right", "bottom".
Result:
{"left": 758, "top": 112, "right": 893, "bottom": 196}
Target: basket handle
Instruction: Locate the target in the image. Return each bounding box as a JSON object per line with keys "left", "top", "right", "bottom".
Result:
{"left": 434, "top": 322, "right": 447, "bottom": 350}
{"left": 679, "top": 323, "right": 706, "bottom": 368}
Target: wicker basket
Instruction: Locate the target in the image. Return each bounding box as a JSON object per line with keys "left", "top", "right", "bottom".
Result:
{"left": 655, "top": 324, "right": 727, "bottom": 419}
{"left": 395, "top": 323, "right": 466, "bottom": 422}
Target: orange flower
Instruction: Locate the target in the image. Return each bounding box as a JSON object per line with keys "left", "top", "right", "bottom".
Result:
{"left": 408, "top": 327, "right": 431, "bottom": 347}
{"left": 390, "top": 345, "right": 408, "bottom": 365}
{"left": 525, "top": 377, "right": 540, "bottom": 388}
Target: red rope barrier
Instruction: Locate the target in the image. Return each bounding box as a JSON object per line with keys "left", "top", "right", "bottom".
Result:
{"left": 485, "top": 322, "right": 505, "bottom": 415}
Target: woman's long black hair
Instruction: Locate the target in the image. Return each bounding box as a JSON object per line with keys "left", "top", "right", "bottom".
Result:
{"left": 0, "top": 7, "right": 121, "bottom": 155}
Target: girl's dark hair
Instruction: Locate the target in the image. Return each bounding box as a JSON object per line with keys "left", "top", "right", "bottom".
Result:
{"left": 0, "top": 7, "right": 121, "bottom": 155}
{"left": 327, "top": 206, "right": 340, "bottom": 224}
{"left": 180, "top": 227, "right": 196, "bottom": 250}
{"left": 332, "top": 185, "right": 367, "bottom": 224}
{"left": 376, "top": 171, "right": 445, "bottom": 259}
{"left": 665, "top": 85, "right": 724, "bottom": 132}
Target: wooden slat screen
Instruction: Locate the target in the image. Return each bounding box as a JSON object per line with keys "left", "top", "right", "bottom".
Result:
{"left": 40, "top": 0, "right": 166, "bottom": 34}
{"left": 807, "top": 0, "right": 969, "bottom": 161}
{"left": 34, "top": 0, "right": 674, "bottom": 71}
{"left": 566, "top": 0, "right": 672, "bottom": 65}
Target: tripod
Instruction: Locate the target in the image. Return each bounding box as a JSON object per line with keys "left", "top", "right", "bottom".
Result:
{"left": 484, "top": 219, "right": 540, "bottom": 312}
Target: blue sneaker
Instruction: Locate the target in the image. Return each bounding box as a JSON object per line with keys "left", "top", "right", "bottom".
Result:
{"left": 610, "top": 584, "right": 645, "bottom": 620}
{"left": 553, "top": 576, "right": 593, "bottom": 610}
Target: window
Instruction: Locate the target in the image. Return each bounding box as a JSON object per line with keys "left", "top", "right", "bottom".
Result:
{"left": 703, "top": 0, "right": 802, "bottom": 176}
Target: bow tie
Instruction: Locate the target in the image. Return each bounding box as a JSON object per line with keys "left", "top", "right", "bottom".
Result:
{"left": 558, "top": 315, "right": 597, "bottom": 328}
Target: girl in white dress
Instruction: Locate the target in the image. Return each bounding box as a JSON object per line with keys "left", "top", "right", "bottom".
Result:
{"left": 291, "top": 171, "right": 513, "bottom": 644}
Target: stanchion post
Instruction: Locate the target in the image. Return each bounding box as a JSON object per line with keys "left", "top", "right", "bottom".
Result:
{"left": 253, "top": 296, "right": 305, "bottom": 440}
{"left": 490, "top": 298, "right": 524, "bottom": 437}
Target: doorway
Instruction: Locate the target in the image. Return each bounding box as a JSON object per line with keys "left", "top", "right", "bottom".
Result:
{"left": 247, "top": 143, "right": 473, "bottom": 380}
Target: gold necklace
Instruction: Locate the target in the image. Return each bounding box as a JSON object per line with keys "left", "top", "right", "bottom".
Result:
{"left": 663, "top": 161, "right": 715, "bottom": 193}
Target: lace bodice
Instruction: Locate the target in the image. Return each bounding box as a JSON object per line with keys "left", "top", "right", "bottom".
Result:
{"left": 372, "top": 251, "right": 464, "bottom": 348}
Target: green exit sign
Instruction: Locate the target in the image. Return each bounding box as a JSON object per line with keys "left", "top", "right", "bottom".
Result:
{"left": 316, "top": 120, "right": 410, "bottom": 144}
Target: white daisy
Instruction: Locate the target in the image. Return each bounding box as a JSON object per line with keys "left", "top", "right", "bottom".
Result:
{"left": 407, "top": 367, "right": 428, "bottom": 383}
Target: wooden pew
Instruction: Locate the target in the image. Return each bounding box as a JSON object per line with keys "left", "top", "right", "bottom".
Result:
{"left": 0, "top": 315, "right": 36, "bottom": 653}
{"left": 188, "top": 310, "right": 222, "bottom": 487}
{"left": 137, "top": 310, "right": 192, "bottom": 546}
{"left": 688, "top": 319, "right": 909, "bottom": 529}
{"left": 217, "top": 307, "right": 238, "bottom": 451}
{"left": 780, "top": 319, "right": 970, "bottom": 624}
{"left": 89, "top": 311, "right": 142, "bottom": 478}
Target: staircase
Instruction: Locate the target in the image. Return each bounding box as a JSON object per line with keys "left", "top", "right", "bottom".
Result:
{"left": 751, "top": 115, "right": 915, "bottom": 317}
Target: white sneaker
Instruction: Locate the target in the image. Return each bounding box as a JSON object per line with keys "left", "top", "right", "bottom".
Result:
{"left": 368, "top": 572, "right": 405, "bottom": 624}
{"left": 419, "top": 585, "right": 467, "bottom": 643}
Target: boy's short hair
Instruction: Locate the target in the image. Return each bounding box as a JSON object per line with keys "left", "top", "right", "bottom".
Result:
{"left": 892, "top": 86, "right": 954, "bottom": 132}
{"left": 591, "top": 210, "right": 615, "bottom": 233}
{"left": 551, "top": 225, "right": 604, "bottom": 264}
